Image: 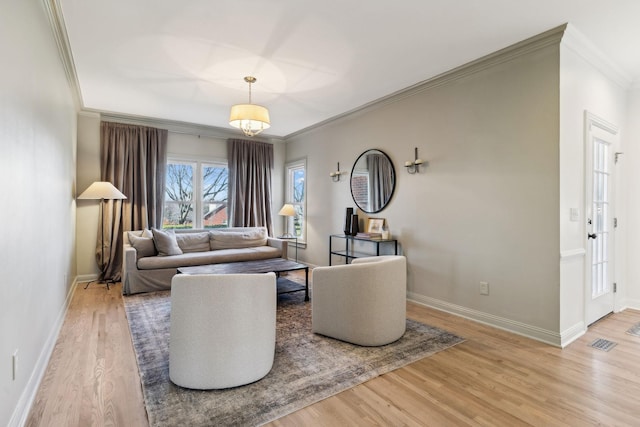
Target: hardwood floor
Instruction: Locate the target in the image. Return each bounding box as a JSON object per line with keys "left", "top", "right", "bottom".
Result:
{"left": 26, "top": 283, "right": 147, "bottom": 427}
{"left": 27, "top": 276, "right": 640, "bottom": 426}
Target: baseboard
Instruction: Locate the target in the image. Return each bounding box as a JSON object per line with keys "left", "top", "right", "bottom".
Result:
{"left": 621, "top": 297, "right": 640, "bottom": 311}
{"left": 76, "top": 273, "right": 98, "bottom": 283}
{"left": 408, "top": 292, "right": 563, "bottom": 347}
{"left": 559, "top": 321, "right": 586, "bottom": 348}
{"left": 8, "top": 278, "right": 79, "bottom": 427}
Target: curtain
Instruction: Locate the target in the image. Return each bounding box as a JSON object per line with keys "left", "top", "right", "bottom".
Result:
{"left": 367, "top": 153, "right": 394, "bottom": 212}
{"left": 227, "top": 138, "right": 274, "bottom": 235}
{"left": 99, "top": 121, "right": 167, "bottom": 281}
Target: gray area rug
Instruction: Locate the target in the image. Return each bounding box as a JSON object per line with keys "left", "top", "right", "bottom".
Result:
{"left": 123, "top": 279, "right": 464, "bottom": 426}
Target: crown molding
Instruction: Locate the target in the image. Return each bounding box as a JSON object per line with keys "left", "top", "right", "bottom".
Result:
{"left": 286, "top": 24, "right": 568, "bottom": 140}
{"left": 561, "top": 23, "right": 632, "bottom": 89}
{"left": 41, "top": 0, "right": 83, "bottom": 110}
{"left": 99, "top": 110, "right": 285, "bottom": 143}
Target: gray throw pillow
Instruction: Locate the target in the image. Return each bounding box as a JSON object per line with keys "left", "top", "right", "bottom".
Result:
{"left": 151, "top": 228, "right": 183, "bottom": 256}
{"left": 127, "top": 230, "right": 157, "bottom": 259}
{"left": 176, "top": 232, "right": 210, "bottom": 253}
{"left": 209, "top": 228, "right": 268, "bottom": 250}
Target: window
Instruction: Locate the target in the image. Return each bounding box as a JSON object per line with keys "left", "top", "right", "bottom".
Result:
{"left": 163, "top": 158, "right": 228, "bottom": 229}
{"left": 284, "top": 159, "right": 306, "bottom": 244}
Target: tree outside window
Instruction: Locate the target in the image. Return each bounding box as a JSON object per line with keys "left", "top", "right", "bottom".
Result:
{"left": 163, "top": 160, "right": 228, "bottom": 229}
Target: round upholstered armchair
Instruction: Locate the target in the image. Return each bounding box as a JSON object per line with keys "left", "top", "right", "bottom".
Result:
{"left": 312, "top": 255, "right": 407, "bottom": 346}
{"left": 169, "top": 272, "right": 277, "bottom": 389}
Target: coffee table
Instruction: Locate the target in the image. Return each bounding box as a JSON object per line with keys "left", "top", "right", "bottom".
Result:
{"left": 177, "top": 258, "right": 309, "bottom": 301}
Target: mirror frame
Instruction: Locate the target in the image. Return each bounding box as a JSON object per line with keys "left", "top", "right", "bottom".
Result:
{"left": 350, "top": 149, "right": 396, "bottom": 214}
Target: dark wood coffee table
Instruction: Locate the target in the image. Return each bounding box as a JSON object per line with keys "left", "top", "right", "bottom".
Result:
{"left": 177, "top": 258, "right": 309, "bottom": 301}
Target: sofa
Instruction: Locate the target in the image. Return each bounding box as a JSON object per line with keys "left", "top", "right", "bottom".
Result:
{"left": 122, "top": 227, "right": 288, "bottom": 295}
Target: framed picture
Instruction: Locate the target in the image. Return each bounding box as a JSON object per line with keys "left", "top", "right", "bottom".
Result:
{"left": 366, "top": 218, "right": 385, "bottom": 233}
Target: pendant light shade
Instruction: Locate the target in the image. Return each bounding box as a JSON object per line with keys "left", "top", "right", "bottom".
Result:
{"left": 229, "top": 76, "right": 271, "bottom": 137}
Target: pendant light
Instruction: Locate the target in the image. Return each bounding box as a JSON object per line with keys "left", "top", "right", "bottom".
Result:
{"left": 229, "top": 76, "right": 271, "bottom": 137}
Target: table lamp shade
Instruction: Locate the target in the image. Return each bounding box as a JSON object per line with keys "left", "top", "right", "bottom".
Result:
{"left": 278, "top": 204, "right": 296, "bottom": 217}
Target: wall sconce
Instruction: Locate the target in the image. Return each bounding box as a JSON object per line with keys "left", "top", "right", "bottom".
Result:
{"left": 404, "top": 147, "right": 425, "bottom": 174}
{"left": 329, "top": 162, "right": 342, "bottom": 182}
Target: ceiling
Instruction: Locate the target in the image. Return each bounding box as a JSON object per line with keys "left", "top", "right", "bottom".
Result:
{"left": 58, "top": 0, "right": 640, "bottom": 138}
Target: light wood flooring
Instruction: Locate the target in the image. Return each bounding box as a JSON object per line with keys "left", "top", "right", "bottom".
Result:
{"left": 27, "top": 275, "right": 640, "bottom": 426}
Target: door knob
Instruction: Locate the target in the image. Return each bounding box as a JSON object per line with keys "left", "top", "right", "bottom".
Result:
{"left": 588, "top": 233, "right": 597, "bottom": 239}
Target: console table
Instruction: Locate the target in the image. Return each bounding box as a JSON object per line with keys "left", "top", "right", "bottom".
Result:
{"left": 329, "top": 234, "right": 398, "bottom": 265}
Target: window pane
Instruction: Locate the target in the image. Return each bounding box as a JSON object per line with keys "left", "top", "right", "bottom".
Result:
{"left": 293, "top": 204, "right": 304, "bottom": 237}
{"left": 165, "top": 163, "right": 193, "bottom": 202}
{"left": 293, "top": 168, "right": 305, "bottom": 203}
{"left": 202, "top": 165, "right": 228, "bottom": 203}
{"left": 163, "top": 202, "right": 194, "bottom": 229}
{"left": 202, "top": 164, "right": 229, "bottom": 228}
{"left": 203, "top": 202, "right": 227, "bottom": 228}
{"left": 164, "top": 163, "right": 194, "bottom": 228}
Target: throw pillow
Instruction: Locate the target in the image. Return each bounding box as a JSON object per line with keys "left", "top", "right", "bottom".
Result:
{"left": 127, "top": 230, "right": 157, "bottom": 259}
{"left": 209, "top": 228, "right": 268, "bottom": 250}
{"left": 176, "top": 232, "right": 210, "bottom": 253}
{"left": 151, "top": 228, "right": 183, "bottom": 256}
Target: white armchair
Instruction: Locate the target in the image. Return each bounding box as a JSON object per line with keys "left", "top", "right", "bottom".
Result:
{"left": 312, "top": 255, "right": 407, "bottom": 346}
{"left": 169, "top": 272, "right": 276, "bottom": 389}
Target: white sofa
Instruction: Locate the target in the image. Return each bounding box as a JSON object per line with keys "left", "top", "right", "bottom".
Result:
{"left": 312, "top": 255, "right": 407, "bottom": 346}
{"left": 122, "top": 227, "right": 287, "bottom": 295}
{"left": 169, "top": 272, "right": 277, "bottom": 389}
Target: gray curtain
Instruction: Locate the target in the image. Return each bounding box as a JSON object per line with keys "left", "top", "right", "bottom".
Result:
{"left": 99, "top": 121, "right": 167, "bottom": 281}
{"left": 368, "top": 153, "right": 394, "bottom": 212}
{"left": 227, "top": 138, "right": 274, "bottom": 235}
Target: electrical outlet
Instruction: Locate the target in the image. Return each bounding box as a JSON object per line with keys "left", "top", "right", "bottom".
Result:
{"left": 12, "top": 350, "right": 18, "bottom": 381}
{"left": 480, "top": 281, "right": 489, "bottom": 296}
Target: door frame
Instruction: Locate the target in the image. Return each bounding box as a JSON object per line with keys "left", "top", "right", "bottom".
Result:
{"left": 583, "top": 111, "right": 619, "bottom": 326}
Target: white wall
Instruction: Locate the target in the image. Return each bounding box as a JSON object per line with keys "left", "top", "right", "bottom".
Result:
{"left": 558, "top": 29, "right": 629, "bottom": 341}
{"left": 0, "top": 1, "right": 77, "bottom": 425}
{"left": 287, "top": 32, "right": 563, "bottom": 342}
{"left": 624, "top": 88, "right": 640, "bottom": 309}
{"left": 76, "top": 118, "right": 287, "bottom": 277}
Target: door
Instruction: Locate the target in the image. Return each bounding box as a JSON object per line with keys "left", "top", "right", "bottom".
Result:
{"left": 585, "top": 113, "right": 618, "bottom": 326}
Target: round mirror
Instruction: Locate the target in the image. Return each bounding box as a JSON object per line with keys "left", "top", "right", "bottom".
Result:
{"left": 350, "top": 149, "right": 396, "bottom": 213}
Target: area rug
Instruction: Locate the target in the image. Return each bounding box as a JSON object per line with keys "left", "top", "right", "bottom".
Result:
{"left": 626, "top": 321, "right": 640, "bottom": 337}
{"left": 123, "top": 279, "right": 464, "bottom": 426}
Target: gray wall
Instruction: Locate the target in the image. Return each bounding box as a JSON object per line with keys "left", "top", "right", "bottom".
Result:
{"left": 286, "top": 26, "right": 639, "bottom": 345}
{"left": 286, "top": 34, "right": 563, "bottom": 340}
{"left": 1, "top": 1, "right": 77, "bottom": 425}
{"left": 76, "top": 117, "right": 287, "bottom": 278}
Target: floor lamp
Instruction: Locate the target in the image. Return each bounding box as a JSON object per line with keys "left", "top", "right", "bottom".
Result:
{"left": 78, "top": 181, "right": 127, "bottom": 290}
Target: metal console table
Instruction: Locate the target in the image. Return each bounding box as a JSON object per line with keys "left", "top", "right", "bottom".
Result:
{"left": 329, "top": 234, "right": 398, "bottom": 265}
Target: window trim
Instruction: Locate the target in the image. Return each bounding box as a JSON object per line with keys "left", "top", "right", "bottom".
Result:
{"left": 284, "top": 158, "right": 307, "bottom": 245}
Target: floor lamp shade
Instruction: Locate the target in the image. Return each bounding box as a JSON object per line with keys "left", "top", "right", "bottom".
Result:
{"left": 78, "top": 181, "right": 126, "bottom": 200}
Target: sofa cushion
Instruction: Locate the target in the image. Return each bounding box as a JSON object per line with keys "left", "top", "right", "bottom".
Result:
{"left": 152, "top": 228, "right": 183, "bottom": 256}
{"left": 209, "top": 228, "right": 268, "bottom": 250}
{"left": 127, "top": 229, "right": 157, "bottom": 259}
{"left": 176, "top": 232, "right": 210, "bottom": 253}
{"left": 136, "top": 246, "right": 282, "bottom": 270}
